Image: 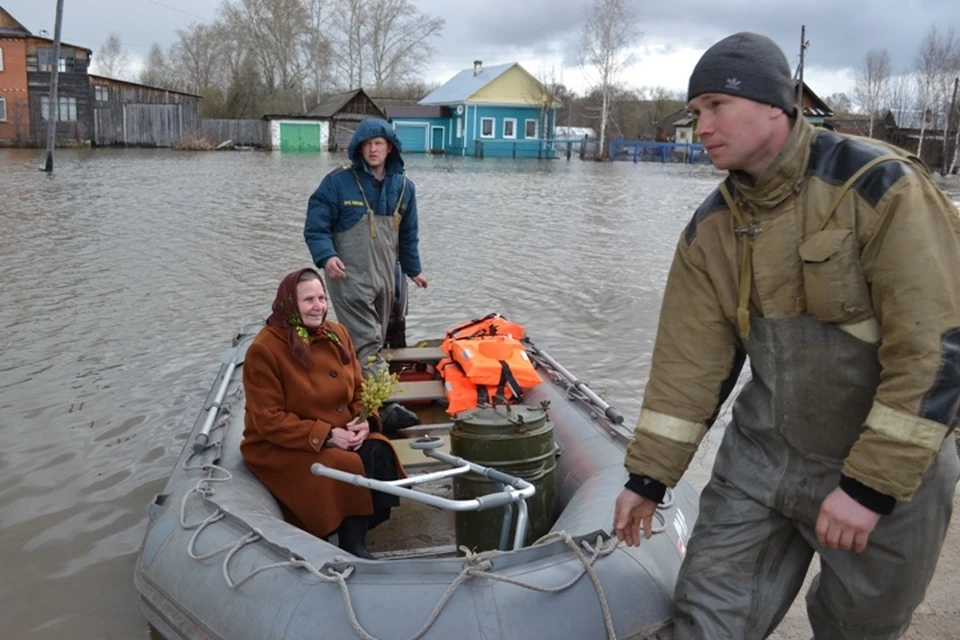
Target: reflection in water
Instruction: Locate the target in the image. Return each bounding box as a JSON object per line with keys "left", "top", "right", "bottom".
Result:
{"left": 1, "top": 147, "right": 957, "bottom": 639}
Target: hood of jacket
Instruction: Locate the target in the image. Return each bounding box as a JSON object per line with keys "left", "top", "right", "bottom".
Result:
{"left": 348, "top": 118, "right": 405, "bottom": 176}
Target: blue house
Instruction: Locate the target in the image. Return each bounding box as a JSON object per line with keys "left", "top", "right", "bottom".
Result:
{"left": 387, "top": 61, "right": 558, "bottom": 158}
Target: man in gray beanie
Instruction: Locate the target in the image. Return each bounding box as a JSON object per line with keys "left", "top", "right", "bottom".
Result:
{"left": 614, "top": 31, "right": 960, "bottom": 640}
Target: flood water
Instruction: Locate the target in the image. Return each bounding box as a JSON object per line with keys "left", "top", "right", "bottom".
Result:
{"left": 1, "top": 147, "right": 957, "bottom": 639}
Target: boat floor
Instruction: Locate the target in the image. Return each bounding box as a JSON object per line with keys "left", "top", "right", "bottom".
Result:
{"left": 365, "top": 479, "right": 459, "bottom": 559}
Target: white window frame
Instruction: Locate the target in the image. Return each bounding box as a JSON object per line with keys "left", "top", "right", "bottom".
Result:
{"left": 480, "top": 117, "right": 495, "bottom": 138}
{"left": 524, "top": 118, "right": 538, "bottom": 139}
{"left": 0, "top": 96, "right": 6, "bottom": 122}
{"left": 95, "top": 85, "right": 108, "bottom": 102}
{"left": 0, "top": 48, "right": 5, "bottom": 72}
{"left": 41, "top": 96, "right": 77, "bottom": 122}
{"left": 503, "top": 118, "right": 517, "bottom": 139}
{"left": 455, "top": 117, "right": 462, "bottom": 139}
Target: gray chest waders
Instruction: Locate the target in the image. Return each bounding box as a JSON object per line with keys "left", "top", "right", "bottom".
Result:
{"left": 672, "top": 315, "right": 959, "bottom": 640}
{"left": 327, "top": 171, "right": 405, "bottom": 375}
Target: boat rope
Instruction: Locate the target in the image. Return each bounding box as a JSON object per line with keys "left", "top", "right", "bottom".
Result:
{"left": 323, "top": 530, "right": 622, "bottom": 640}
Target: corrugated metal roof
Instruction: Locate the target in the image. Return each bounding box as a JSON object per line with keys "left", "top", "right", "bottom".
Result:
{"left": 419, "top": 62, "right": 516, "bottom": 105}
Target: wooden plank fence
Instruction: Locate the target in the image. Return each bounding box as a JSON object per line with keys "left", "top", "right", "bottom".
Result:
{"left": 199, "top": 119, "right": 270, "bottom": 148}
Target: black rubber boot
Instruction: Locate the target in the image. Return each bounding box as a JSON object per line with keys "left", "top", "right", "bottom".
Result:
{"left": 337, "top": 516, "right": 374, "bottom": 559}
{"left": 379, "top": 402, "right": 420, "bottom": 434}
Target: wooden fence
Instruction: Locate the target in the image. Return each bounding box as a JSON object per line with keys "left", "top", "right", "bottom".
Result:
{"left": 199, "top": 119, "right": 270, "bottom": 148}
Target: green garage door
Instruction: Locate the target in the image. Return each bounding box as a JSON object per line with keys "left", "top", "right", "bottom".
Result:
{"left": 395, "top": 124, "right": 428, "bottom": 153}
{"left": 280, "top": 122, "right": 321, "bottom": 152}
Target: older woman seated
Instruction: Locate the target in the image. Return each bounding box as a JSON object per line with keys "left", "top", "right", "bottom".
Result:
{"left": 241, "top": 268, "right": 405, "bottom": 559}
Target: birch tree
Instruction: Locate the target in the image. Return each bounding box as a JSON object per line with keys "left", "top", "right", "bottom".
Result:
{"left": 366, "top": 0, "right": 443, "bottom": 90}
{"left": 171, "top": 23, "right": 223, "bottom": 94}
{"left": 94, "top": 32, "right": 129, "bottom": 79}
{"left": 330, "top": 0, "right": 370, "bottom": 88}
{"left": 139, "top": 43, "right": 176, "bottom": 90}
{"left": 852, "top": 48, "right": 891, "bottom": 138}
{"left": 914, "top": 26, "right": 958, "bottom": 160}
{"left": 579, "top": 0, "right": 638, "bottom": 159}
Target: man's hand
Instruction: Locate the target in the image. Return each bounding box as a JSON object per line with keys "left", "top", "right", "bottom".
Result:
{"left": 613, "top": 488, "right": 659, "bottom": 547}
{"left": 346, "top": 418, "right": 370, "bottom": 450}
{"left": 325, "top": 257, "right": 347, "bottom": 280}
{"left": 816, "top": 487, "right": 881, "bottom": 553}
{"left": 410, "top": 274, "right": 428, "bottom": 289}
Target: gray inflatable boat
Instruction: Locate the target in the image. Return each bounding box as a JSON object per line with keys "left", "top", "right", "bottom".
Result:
{"left": 134, "top": 325, "right": 698, "bottom": 640}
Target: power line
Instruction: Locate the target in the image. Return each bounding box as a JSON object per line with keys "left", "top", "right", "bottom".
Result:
{"left": 144, "top": 0, "right": 209, "bottom": 22}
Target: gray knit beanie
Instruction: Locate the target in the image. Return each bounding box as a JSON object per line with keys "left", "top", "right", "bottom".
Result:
{"left": 688, "top": 32, "right": 797, "bottom": 117}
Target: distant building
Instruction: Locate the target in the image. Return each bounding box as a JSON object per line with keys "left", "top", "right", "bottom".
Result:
{"left": 389, "top": 60, "right": 558, "bottom": 158}
{"left": 262, "top": 88, "right": 385, "bottom": 153}
{"left": 0, "top": 6, "right": 201, "bottom": 147}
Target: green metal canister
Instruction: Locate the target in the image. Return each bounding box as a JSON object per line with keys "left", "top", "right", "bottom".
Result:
{"left": 451, "top": 405, "right": 558, "bottom": 552}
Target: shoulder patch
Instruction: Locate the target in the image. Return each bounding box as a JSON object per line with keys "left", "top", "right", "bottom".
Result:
{"left": 807, "top": 130, "right": 911, "bottom": 208}
{"left": 684, "top": 184, "right": 730, "bottom": 245}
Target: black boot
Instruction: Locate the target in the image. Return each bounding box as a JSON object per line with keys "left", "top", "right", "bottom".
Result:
{"left": 379, "top": 402, "right": 420, "bottom": 434}
{"left": 337, "top": 516, "right": 374, "bottom": 559}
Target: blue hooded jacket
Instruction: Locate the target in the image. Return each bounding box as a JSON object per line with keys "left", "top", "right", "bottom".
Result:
{"left": 304, "top": 118, "right": 422, "bottom": 276}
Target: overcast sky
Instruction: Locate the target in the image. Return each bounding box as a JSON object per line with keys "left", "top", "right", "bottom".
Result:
{"left": 7, "top": 0, "right": 960, "bottom": 99}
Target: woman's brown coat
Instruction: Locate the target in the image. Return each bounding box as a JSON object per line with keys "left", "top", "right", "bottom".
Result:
{"left": 240, "top": 322, "right": 404, "bottom": 537}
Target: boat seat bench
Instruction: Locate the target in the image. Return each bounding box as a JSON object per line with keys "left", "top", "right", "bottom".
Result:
{"left": 384, "top": 346, "right": 445, "bottom": 363}
{"left": 389, "top": 380, "right": 446, "bottom": 403}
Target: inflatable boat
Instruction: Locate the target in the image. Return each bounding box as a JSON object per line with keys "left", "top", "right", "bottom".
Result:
{"left": 134, "top": 323, "right": 698, "bottom": 640}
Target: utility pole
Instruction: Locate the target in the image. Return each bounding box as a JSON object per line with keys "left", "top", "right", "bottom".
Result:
{"left": 795, "top": 25, "right": 807, "bottom": 114}
{"left": 41, "top": 0, "right": 65, "bottom": 173}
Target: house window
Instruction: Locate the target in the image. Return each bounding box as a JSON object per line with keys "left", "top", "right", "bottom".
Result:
{"left": 41, "top": 96, "right": 77, "bottom": 121}
{"left": 38, "top": 47, "right": 53, "bottom": 72}
{"left": 456, "top": 117, "right": 462, "bottom": 139}
{"left": 480, "top": 117, "right": 495, "bottom": 138}
{"left": 94, "top": 85, "right": 108, "bottom": 102}
{"left": 503, "top": 118, "right": 517, "bottom": 139}
{"left": 0, "top": 48, "right": 5, "bottom": 72}
{"left": 0, "top": 96, "right": 6, "bottom": 122}
{"left": 524, "top": 119, "right": 538, "bottom": 139}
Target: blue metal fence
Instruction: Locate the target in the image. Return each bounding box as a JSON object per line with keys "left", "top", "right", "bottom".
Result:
{"left": 609, "top": 140, "right": 708, "bottom": 164}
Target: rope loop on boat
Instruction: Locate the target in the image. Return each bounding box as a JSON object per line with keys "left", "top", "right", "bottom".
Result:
{"left": 330, "top": 530, "right": 622, "bottom": 640}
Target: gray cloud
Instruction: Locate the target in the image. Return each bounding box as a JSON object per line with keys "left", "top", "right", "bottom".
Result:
{"left": 8, "top": 0, "right": 959, "bottom": 87}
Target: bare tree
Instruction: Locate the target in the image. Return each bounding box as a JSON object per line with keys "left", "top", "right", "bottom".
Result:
{"left": 579, "top": 0, "right": 638, "bottom": 159}
{"left": 330, "top": 0, "right": 371, "bottom": 88}
{"left": 365, "top": 0, "right": 443, "bottom": 90}
{"left": 170, "top": 23, "right": 223, "bottom": 94}
{"left": 852, "top": 49, "right": 891, "bottom": 137}
{"left": 824, "top": 92, "right": 853, "bottom": 114}
{"left": 94, "top": 32, "right": 129, "bottom": 79}
{"left": 139, "top": 43, "right": 176, "bottom": 89}
{"left": 914, "top": 26, "right": 959, "bottom": 161}
{"left": 304, "top": 0, "right": 333, "bottom": 106}
{"left": 220, "top": 0, "right": 310, "bottom": 101}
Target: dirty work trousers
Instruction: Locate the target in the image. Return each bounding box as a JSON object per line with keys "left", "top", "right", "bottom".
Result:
{"left": 672, "top": 316, "right": 959, "bottom": 640}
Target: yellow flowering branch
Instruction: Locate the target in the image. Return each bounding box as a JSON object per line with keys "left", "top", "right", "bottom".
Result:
{"left": 357, "top": 356, "right": 403, "bottom": 423}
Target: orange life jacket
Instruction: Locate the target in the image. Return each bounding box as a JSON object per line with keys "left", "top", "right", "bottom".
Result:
{"left": 448, "top": 335, "right": 542, "bottom": 393}
{"left": 440, "top": 313, "right": 526, "bottom": 354}
{"left": 438, "top": 358, "right": 519, "bottom": 416}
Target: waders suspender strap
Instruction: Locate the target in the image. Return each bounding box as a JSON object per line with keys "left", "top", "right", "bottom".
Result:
{"left": 351, "top": 170, "right": 407, "bottom": 238}
{"left": 718, "top": 182, "right": 754, "bottom": 340}
{"left": 719, "top": 154, "right": 904, "bottom": 340}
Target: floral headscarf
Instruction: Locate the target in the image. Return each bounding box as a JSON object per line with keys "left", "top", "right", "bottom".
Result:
{"left": 265, "top": 268, "right": 351, "bottom": 369}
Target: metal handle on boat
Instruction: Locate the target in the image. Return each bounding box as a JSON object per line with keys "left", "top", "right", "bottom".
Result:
{"left": 525, "top": 341, "right": 625, "bottom": 425}
{"left": 311, "top": 444, "right": 537, "bottom": 550}
{"left": 193, "top": 346, "right": 243, "bottom": 453}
